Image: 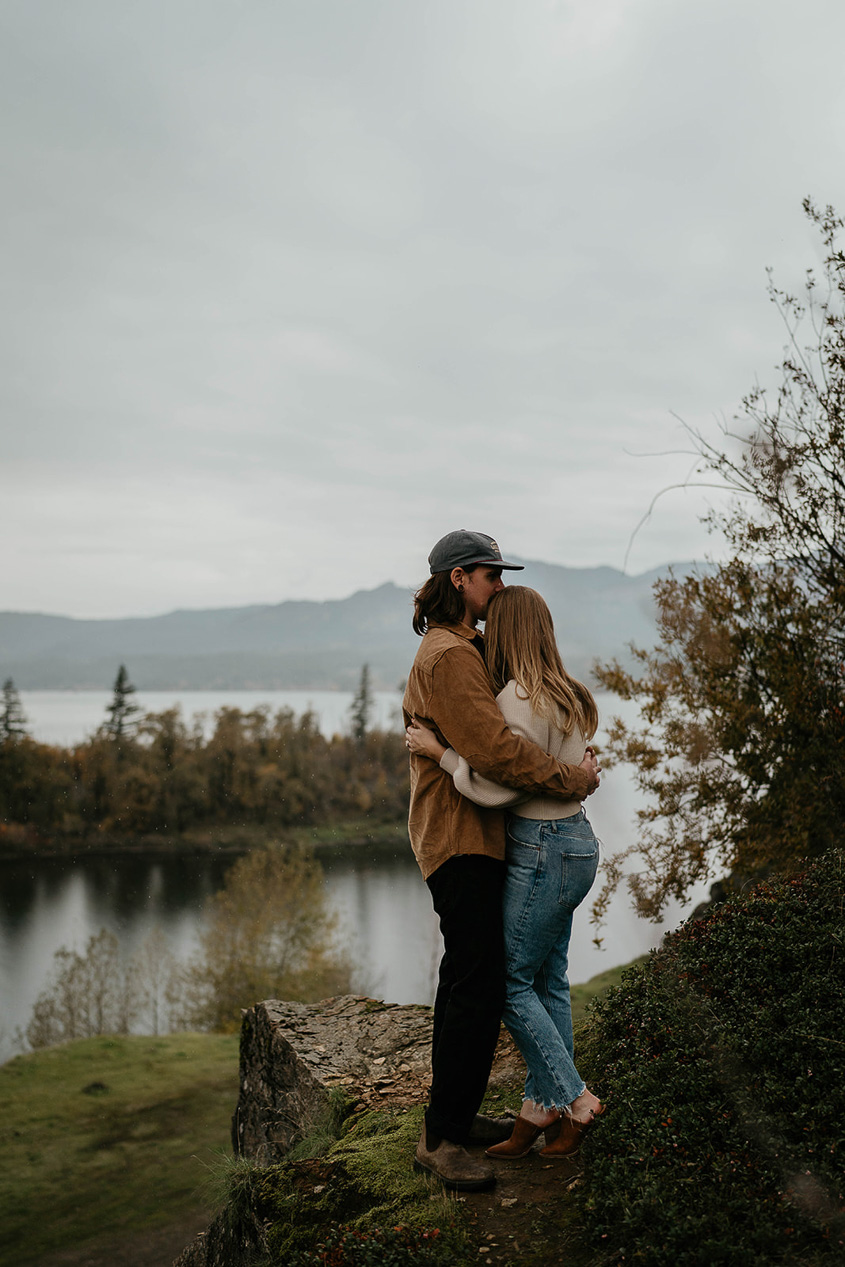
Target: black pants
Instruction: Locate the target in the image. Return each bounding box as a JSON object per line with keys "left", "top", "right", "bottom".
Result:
{"left": 424, "top": 854, "right": 507, "bottom": 1145}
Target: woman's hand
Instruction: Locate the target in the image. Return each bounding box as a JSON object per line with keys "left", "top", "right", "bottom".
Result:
{"left": 405, "top": 719, "right": 448, "bottom": 763}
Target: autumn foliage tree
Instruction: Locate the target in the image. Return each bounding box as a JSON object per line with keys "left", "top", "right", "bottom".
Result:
{"left": 181, "top": 842, "right": 352, "bottom": 1031}
{"left": 0, "top": 679, "right": 74, "bottom": 834}
{"left": 595, "top": 199, "right": 845, "bottom": 920}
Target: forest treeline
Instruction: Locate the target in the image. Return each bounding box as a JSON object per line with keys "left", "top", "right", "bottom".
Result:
{"left": 0, "top": 669, "right": 408, "bottom": 848}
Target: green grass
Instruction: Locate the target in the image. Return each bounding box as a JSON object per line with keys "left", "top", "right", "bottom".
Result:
{"left": 175, "top": 818, "right": 409, "bottom": 854}
{"left": 0, "top": 1032, "right": 239, "bottom": 1266}
{"left": 256, "top": 1106, "right": 468, "bottom": 1263}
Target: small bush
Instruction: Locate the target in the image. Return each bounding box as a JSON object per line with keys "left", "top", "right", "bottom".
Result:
{"left": 575, "top": 851, "right": 845, "bottom": 1265}
{"left": 182, "top": 842, "right": 353, "bottom": 1032}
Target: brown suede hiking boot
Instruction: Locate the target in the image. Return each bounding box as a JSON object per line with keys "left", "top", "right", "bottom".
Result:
{"left": 467, "top": 1113, "right": 516, "bottom": 1145}
{"left": 413, "top": 1129, "right": 496, "bottom": 1191}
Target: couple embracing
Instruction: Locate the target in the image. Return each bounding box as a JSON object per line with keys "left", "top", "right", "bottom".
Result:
{"left": 402, "top": 529, "right": 603, "bottom": 1192}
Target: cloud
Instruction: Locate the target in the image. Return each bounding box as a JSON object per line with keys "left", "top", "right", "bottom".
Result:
{"left": 2, "top": 0, "right": 844, "bottom": 616}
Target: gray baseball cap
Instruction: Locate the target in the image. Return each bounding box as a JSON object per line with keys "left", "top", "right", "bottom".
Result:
{"left": 428, "top": 530, "right": 524, "bottom": 575}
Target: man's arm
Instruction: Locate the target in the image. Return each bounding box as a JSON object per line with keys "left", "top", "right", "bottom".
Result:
{"left": 440, "top": 748, "right": 528, "bottom": 807}
{"left": 419, "top": 642, "right": 598, "bottom": 799}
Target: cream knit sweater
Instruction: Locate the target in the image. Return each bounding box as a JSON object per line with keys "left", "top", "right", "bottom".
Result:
{"left": 438, "top": 679, "right": 586, "bottom": 820}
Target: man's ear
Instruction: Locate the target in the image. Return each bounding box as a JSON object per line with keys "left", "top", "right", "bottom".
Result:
{"left": 450, "top": 567, "right": 465, "bottom": 592}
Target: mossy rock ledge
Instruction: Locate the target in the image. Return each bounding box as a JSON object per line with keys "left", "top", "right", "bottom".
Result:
{"left": 174, "top": 995, "right": 439, "bottom": 1266}
{"left": 232, "top": 995, "right": 434, "bottom": 1162}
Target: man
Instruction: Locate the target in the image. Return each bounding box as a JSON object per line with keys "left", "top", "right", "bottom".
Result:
{"left": 403, "top": 529, "right": 600, "bottom": 1191}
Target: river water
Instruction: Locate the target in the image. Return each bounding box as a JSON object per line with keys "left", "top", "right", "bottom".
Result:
{"left": 0, "top": 690, "right": 712, "bottom": 1063}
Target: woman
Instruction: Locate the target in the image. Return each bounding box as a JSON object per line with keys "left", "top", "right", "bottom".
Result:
{"left": 406, "top": 585, "right": 604, "bottom": 1158}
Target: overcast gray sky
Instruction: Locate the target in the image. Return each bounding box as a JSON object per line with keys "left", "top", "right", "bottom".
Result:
{"left": 3, "top": 0, "right": 845, "bottom": 618}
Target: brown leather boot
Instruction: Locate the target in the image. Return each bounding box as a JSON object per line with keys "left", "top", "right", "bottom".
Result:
{"left": 485, "top": 1114, "right": 560, "bottom": 1159}
{"left": 468, "top": 1113, "right": 518, "bottom": 1145}
{"left": 414, "top": 1127, "right": 496, "bottom": 1191}
{"left": 539, "top": 1103, "right": 604, "bottom": 1157}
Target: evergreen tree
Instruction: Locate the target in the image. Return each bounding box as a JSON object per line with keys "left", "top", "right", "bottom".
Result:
{"left": 349, "top": 663, "right": 373, "bottom": 743}
{"left": 103, "top": 664, "right": 140, "bottom": 740}
{"left": 1, "top": 678, "right": 28, "bottom": 742}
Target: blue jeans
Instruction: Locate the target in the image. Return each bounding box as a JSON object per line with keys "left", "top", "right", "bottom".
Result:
{"left": 501, "top": 809, "right": 599, "bottom": 1109}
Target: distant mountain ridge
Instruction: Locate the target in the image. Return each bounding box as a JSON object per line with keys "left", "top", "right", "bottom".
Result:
{"left": 0, "top": 560, "right": 694, "bottom": 691}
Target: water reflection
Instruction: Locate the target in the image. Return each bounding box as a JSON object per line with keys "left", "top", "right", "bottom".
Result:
{"left": 0, "top": 845, "right": 439, "bottom": 1063}
{"left": 0, "top": 835, "right": 710, "bottom": 1066}
{"left": 0, "top": 853, "right": 232, "bottom": 1061}
{"left": 320, "top": 849, "right": 442, "bottom": 1006}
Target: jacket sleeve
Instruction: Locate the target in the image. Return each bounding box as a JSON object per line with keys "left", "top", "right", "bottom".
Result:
{"left": 439, "top": 748, "right": 526, "bottom": 808}
{"left": 421, "top": 643, "right": 591, "bottom": 800}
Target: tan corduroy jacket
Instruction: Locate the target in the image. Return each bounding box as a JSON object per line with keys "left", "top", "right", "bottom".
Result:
{"left": 402, "top": 621, "right": 592, "bottom": 879}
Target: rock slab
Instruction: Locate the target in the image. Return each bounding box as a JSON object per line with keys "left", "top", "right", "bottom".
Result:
{"left": 232, "top": 994, "right": 433, "bottom": 1162}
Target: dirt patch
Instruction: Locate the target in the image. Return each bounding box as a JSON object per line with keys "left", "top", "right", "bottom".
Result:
{"left": 413, "top": 1029, "right": 589, "bottom": 1266}
{"left": 459, "top": 1139, "right": 584, "bottom": 1266}
{"left": 343, "top": 1025, "right": 590, "bottom": 1266}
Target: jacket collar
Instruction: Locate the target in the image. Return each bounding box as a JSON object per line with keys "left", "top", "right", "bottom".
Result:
{"left": 429, "top": 620, "right": 483, "bottom": 642}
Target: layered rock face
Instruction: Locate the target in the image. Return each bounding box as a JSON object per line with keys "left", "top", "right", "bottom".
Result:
{"left": 232, "top": 995, "right": 433, "bottom": 1163}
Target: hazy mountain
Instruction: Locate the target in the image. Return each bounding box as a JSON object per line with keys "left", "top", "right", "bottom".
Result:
{"left": 0, "top": 560, "right": 694, "bottom": 691}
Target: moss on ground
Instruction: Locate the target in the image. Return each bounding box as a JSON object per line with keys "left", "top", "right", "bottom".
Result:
{"left": 210, "top": 1107, "right": 471, "bottom": 1265}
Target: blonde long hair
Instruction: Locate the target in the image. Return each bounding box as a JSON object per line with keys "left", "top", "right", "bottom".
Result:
{"left": 484, "top": 586, "right": 598, "bottom": 740}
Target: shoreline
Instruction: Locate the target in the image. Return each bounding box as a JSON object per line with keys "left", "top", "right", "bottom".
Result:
{"left": 0, "top": 817, "right": 410, "bottom": 863}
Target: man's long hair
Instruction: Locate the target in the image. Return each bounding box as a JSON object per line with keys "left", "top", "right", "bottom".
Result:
{"left": 485, "top": 586, "right": 598, "bottom": 739}
{"left": 412, "top": 570, "right": 469, "bottom": 635}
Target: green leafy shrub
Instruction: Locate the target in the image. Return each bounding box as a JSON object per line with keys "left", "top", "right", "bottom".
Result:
{"left": 575, "top": 850, "right": 845, "bottom": 1266}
